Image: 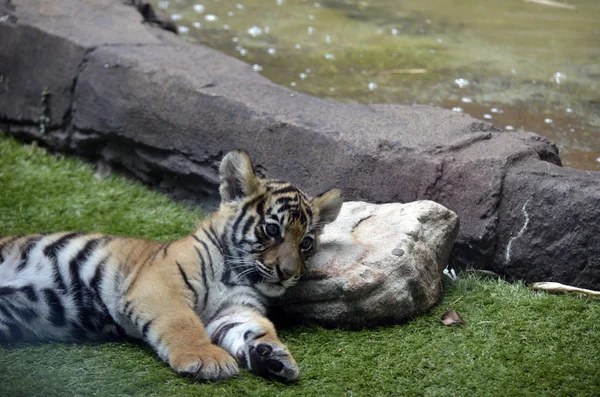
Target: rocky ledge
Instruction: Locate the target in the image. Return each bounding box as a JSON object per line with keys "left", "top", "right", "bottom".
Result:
{"left": 1, "top": 0, "right": 599, "bottom": 290}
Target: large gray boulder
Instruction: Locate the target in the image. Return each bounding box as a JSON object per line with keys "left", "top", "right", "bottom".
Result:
{"left": 276, "top": 201, "right": 459, "bottom": 329}
{"left": 1, "top": 0, "right": 599, "bottom": 290}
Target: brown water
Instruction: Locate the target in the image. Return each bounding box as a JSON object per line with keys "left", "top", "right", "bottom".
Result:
{"left": 151, "top": 0, "right": 600, "bottom": 171}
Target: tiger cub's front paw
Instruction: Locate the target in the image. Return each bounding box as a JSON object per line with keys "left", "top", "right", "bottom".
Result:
{"left": 170, "top": 343, "right": 239, "bottom": 381}
{"left": 238, "top": 336, "right": 299, "bottom": 382}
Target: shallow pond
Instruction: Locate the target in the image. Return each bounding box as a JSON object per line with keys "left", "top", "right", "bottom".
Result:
{"left": 151, "top": 0, "right": 600, "bottom": 171}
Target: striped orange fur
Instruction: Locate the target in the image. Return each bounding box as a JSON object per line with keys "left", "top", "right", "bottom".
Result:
{"left": 0, "top": 151, "right": 342, "bottom": 382}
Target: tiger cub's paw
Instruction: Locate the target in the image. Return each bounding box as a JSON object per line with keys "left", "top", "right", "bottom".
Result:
{"left": 238, "top": 336, "right": 299, "bottom": 382}
{"left": 170, "top": 343, "right": 239, "bottom": 381}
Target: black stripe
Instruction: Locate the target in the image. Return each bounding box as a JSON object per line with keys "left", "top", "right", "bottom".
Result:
{"left": 176, "top": 261, "right": 198, "bottom": 306}
{"left": 16, "top": 236, "right": 43, "bottom": 271}
{"left": 13, "top": 305, "right": 37, "bottom": 322}
{"left": 211, "top": 322, "right": 242, "bottom": 345}
{"left": 241, "top": 215, "right": 257, "bottom": 240}
{"left": 20, "top": 285, "right": 38, "bottom": 302}
{"left": 6, "top": 322, "right": 23, "bottom": 341}
{"left": 271, "top": 185, "right": 298, "bottom": 195}
{"left": 69, "top": 238, "right": 103, "bottom": 309}
{"left": 0, "top": 304, "right": 14, "bottom": 321}
{"left": 90, "top": 257, "right": 107, "bottom": 296}
{"left": 162, "top": 241, "right": 171, "bottom": 257}
{"left": 195, "top": 247, "right": 209, "bottom": 307}
{"left": 208, "top": 226, "right": 223, "bottom": 253}
{"left": 204, "top": 227, "right": 221, "bottom": 253}
{"left": 43, "top": 288, "right": 66, "bottom": 327}
{"left": 198, "top": 240, "right": 215, "bottom": 280}
{"left": 141, "top": 319, "right": 153, "bottom": 337}
{"left": 232, "top": 195, "right": 263, "bottom": 240}
{"left": 44, "top": 232, "right": 82, "bottom": 292}
{"left": 0, "top": 286, "right": 18, "bottom": 295}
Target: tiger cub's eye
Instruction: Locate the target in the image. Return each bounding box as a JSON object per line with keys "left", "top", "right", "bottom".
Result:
{"left": 264, "top": 223, "right": 280, "bottom": 238}
{"left": 300, "top": 237, "right": 313, "bottom": 252}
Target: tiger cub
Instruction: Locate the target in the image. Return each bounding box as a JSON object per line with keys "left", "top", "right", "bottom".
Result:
{"left": 0, "top": 150, "right": 342, "bottom": 382}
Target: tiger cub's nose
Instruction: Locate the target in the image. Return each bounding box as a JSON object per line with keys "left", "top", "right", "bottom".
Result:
{"left": 275, "top": 264, "right": 295, "bottom": 280}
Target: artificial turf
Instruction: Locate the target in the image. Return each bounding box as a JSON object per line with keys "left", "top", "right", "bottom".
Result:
{"left": 1, "top": 133, "right": 599, "bottom": 397}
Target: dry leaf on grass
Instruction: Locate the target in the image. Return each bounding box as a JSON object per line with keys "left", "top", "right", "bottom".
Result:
{"left": 441, "top": 310, "right": 466, "bottom": 326}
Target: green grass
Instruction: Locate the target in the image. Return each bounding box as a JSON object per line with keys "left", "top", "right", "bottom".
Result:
{"left": 1, "top": 133, "right": 599, "bottom": 396}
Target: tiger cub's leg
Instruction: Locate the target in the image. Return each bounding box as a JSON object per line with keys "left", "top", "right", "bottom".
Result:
{"left": 123, "top": 287, "right": 238, "bottom": 380}
{"left": 206, "top": 308, "right": 299, "bottom": 382}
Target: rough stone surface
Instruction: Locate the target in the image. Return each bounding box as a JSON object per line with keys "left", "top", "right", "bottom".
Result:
{"left": 274, "top": 201, "right": 459, "bottom": 329}
{"left": 1, "top": 0, "right": 599, "bottom": 289}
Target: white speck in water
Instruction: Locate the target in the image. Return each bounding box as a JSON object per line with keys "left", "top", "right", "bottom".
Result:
{"left": 425, "top": 18, "right": 432, "bottom": 24}
{"left": 236, "top": 3, "right": 244, "bottom": 10}
{"left": 295, "top": 44, "right": 302, "bottom": 49}
{"left": 553, "top": 72, "right": 566, "bottom": 84}
{"left": 267, "top": 48, "right": 277, "bottom": 55}
{"left": 491, "top": 108, "right": 503, "bottom": 114}
{"left": 193, "top": 4, "right": 205, "bottom": 13}
{"left": 178, "top": 26, "right": 189, "bottom": 34}
{"left": 314, "top": 2, "right": 321, "bottom": 7}
{"left": 193, "top": 22, "right": 201, "bottom": 28}
{"left": 436, "top": 38, "right": 443, "bottom": 44}
{"left": 329, "top": 87, "right": 335, "bottom": 92}
{"left": 566, "top": 108, "right": 573, "bottom": 113}
{"left": 227, "top": 11, "right": 234, "bottom": 16}
{"left": 454, "top": 78, "right": 469, "bottom": 88}
{"left": 222, "top": 24, "right": 229, "bottom": 30}
{"left": 505, "top": 125, "right": 514, "bottom": 131}
{"left": 252, "top": 64, "right": 263, "bottom": 72}
{"left": 544, "top": 118, "right": 553, "bottom": 124}
{"left": 452, "top": 107, "right": 463, "bottom": 112}
{"left": 324, "top": 53, "right": 336, "bottom": 60}
{"left": 461, "top": 97, "right": 472, "bottom": 103}
{"left": 483, "top": 114, "right": 492, "bottom": 119}
{"left": 308, "top": 14, "right": 315, "bottom": 20}
{"left": 247, "top": 26, "right": 262, "bottom": 37}
{"left": 299, "top": 73, "right": 308, "bottom": 80}
{"left": 391, "top": 28, "right": 399, "bottom": 36}
{"left": 307, "top": 26, "right": 314, "bottom": 35}
{"left": 158, "top": 1, "right": 169, "bottom": 10}
{"left": 231, "top": 37, "right": 239, "bottom": 42}
{"left": 290, "top": 81, "right": 297, "bottom": 87}
{"left": 368, "top": 82, "right": 377, "bottom": 91}
{"left": 205, "top": 14, "right": 218, "bottom": 22}
{"left": 325, "top": 34, "right": 332, "bottom": 43}
{"left": 171, "top": 13, "right": 182, "bottom": 21}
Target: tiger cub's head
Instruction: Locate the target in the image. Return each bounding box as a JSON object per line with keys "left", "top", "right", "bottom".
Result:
{"left": 218, "top": 150, "right": 343, "bottom": 297}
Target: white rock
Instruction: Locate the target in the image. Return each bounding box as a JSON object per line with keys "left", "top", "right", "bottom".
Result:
{"left": 274, "top": 200, "right": 459, "bottom": 328}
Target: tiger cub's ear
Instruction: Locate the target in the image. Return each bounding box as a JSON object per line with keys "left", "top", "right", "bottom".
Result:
{"left": 219, "top": 150, "right": 261, "bottom": 203}
{"left": 311, "top": 189, "right": 343, "bottom": 231}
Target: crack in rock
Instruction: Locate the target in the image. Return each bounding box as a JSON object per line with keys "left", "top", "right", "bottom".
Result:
{"left": 505, "top": 198, "right": 531, "bottom": 264}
